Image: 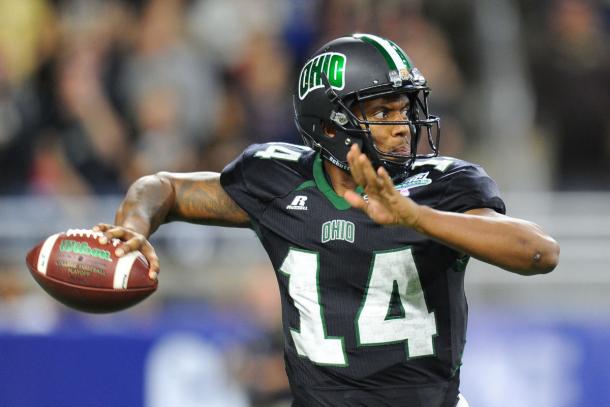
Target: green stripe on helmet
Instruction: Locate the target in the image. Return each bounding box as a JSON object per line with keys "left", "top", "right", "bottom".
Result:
{"left": 354, "top": 33, "right": 411, "bottom": 73}
{"left": 387, "top": 40, "right": 413, "bottom": 70}
{"left": 356, "top": 34, "right": 397, "bottom": 70}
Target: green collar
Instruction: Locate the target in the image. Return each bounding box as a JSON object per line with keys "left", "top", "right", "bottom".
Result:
{"left": 313, "top": 154, "right": 362, "bottom": 210}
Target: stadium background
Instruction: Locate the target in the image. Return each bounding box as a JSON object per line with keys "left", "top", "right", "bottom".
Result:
{"left": 0, "top": 0, "right": 608, "bottom": 406}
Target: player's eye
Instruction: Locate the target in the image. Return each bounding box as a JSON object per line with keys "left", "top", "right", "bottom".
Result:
{"left": 371, "top": 109, "right": 389, "bottom": 120}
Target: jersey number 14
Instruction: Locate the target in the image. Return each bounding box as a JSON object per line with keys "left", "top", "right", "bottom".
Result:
{"left": 280, "top": 247, "right": 437, "bottom": 366}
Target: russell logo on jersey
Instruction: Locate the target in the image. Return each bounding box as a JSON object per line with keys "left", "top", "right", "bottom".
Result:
{"left": 286, "top": 195, "right": 308, "bottom": 211}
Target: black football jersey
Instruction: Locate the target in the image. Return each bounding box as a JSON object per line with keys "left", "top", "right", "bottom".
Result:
{"left": 220, "top": 143, "right": 505, "bottom": 407}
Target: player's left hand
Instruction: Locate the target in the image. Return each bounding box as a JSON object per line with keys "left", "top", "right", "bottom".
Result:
{"left": 344, "top": 144, "right": 421, "bottom": 228}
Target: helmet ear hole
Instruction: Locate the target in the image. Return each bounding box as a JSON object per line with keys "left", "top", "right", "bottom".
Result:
{"left": 322, "top": 121, "right": 337, "bottom": 138}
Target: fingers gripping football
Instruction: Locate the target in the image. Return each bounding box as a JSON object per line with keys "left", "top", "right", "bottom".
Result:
{"left": 93, "top": 223, "right": 160, "bottom": 280}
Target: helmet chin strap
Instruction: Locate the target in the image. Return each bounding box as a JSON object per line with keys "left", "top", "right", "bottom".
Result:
{"left": 358, "top": 129, "right": 384, "bottom": 170}
{"left": 380, "top": 158, "right": 412, "bottom": 182}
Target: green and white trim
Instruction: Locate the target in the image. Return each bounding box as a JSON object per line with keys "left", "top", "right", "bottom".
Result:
{"left": 353, "top": 33, "right": 413, "bottom": 72}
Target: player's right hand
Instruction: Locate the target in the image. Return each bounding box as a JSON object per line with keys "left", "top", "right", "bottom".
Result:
{"left": 92, "top": 223, "right": 160, "bottom": 281}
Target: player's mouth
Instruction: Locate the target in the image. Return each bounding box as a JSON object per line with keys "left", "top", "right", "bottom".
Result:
{"left": 390, "top": 145, "right": 410, "bottom": 155}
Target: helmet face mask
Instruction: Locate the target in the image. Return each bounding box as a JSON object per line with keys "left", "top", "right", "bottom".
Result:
{"left": 294, "top": 34, "right": 440, "bottom": 180}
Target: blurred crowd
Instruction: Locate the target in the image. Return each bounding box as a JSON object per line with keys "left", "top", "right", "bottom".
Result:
{"left": 0, "top": 0, "right": 608, "bottom": 196}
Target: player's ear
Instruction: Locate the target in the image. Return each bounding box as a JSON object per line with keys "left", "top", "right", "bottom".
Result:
{"left": 322, "top": 121, "right": 336, "bottom": 138}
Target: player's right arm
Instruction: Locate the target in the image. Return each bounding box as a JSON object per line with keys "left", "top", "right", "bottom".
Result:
{"left": 94, "top": 171, "right": 250, "bottom": 278}
{"left": 117, "top": 171, "right": 250, "bottom": 233}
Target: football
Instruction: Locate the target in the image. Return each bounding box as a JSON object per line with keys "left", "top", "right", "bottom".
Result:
{"left": 25, "top": 228, "right": 156, "bottom": 313}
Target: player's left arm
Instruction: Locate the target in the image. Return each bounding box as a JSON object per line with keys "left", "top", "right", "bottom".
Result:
{"left": 345, "top": 145, "right": 559, "bottom": 275}
{"left": 413, "top": 206, "right": 559, "bottom": 275}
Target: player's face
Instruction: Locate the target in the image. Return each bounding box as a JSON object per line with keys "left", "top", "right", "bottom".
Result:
{"left": 354, "top": 94, "right": 412, "bottom": 159}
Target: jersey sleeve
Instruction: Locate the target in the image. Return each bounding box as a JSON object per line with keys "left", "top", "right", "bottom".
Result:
{"left": 435, "top": 164, "right": 506, "bottom": 214}
{"left": 220, "top": 143, "right": 312, "bottom": 221}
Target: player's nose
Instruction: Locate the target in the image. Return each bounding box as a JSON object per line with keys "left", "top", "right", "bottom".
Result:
{"left": 391, "top": 121, "right": 410, "bottom": 138}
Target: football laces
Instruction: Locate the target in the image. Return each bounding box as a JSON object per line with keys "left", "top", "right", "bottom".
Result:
{"left": 66, "top": 229, "right": 121, "bottom": 247}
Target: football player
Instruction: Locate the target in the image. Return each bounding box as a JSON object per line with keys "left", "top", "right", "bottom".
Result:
{"left": 95, "top": 34, "right": 559, "bottom": 406}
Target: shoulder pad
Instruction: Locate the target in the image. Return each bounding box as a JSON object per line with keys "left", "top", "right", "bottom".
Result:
{"left": 410, "top": 156, "right": 466, "bottom": 175}
{"left": 247, "top": 142, "right": 314, "bottom": 166}
{"left": 408, "top": 156, "right": 506, "bottom": 214}
{"left": 220, "top": 143, "right": 315, "bottom": 218}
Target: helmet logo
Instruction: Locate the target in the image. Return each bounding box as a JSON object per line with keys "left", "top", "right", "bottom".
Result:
{"left": 298, "top": 52, "right": 346, "bottom": 100}
{"left": 330, "top": 110, "right": 348, "bottom": 126}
